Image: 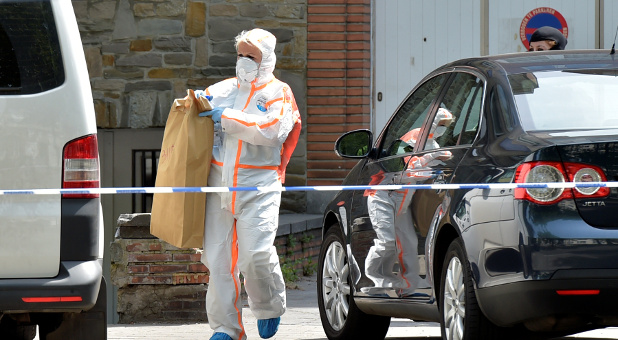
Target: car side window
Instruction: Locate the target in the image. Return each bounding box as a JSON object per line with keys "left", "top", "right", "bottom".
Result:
{"left": 423, "top": 72, "right": 484, "bottom": 150}
{"left": 379, "top": 74, "right": 448, "bottom": 158}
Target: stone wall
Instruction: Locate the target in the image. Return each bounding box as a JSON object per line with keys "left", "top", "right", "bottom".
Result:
{"left": 111, "top": 213, "right": 321, "bottom": 323}
{"left": 73, "top": 0, "right": 308, "bottom": 211}
{"left": 73, "top": 0, "right": 307, "bottom": 129}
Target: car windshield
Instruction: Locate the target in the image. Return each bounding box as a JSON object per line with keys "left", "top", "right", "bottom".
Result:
{"left": 510, "top": 70, "right": 618, "bottom": 131}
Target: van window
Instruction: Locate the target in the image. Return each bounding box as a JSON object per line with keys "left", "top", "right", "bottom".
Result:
{"left": 0, "top": 0, "right": 65, "bottom": 95}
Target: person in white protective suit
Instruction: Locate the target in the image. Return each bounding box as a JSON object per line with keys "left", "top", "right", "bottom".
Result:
{"left": 363, "top": 109, "right": 452, "bottom": 297}
{"left": 196, "top": 28, "right": 302, "bottom": 340}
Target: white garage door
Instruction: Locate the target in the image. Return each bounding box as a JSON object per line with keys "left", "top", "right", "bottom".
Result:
{"left": 603, "top": 1, "right": 618, "bottom": 49}
{"left": 373, "top": 0, "right": 481, "bottom": 134}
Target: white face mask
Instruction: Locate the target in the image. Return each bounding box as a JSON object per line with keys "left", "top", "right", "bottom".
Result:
{"left": 433, "top": 125, "right": 447, "bottom": 138}
{"left": 236, "top": 57, "right": 259, "bottom": 84}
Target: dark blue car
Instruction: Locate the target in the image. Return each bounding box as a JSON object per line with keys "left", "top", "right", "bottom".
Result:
{"left": 317, "top": 50, "right": 618, "bottom": 340}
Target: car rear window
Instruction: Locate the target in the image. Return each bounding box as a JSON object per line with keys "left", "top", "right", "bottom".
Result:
{"left": 510, "top": 70, "right": 618, "bottom": 131}
{"left": 0, "top": 0, "right": 64, "bottom": 95}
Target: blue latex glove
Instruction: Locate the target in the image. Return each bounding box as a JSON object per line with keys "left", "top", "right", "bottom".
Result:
{"left": 199, "top": 107, "right": 224, "bottom": 123}
{"left": 194, "top": 90, "right": 212, "bottom": 101}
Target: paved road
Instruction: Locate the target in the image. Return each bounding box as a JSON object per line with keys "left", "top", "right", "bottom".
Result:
{"left": 38, "top": 273, "right": 618, "bottom": 339}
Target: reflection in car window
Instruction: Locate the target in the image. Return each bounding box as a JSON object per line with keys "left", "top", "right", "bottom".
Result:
{"left": 0, "top": 0, "right": 64, "bottom": 95}
{"left": 379, "top": 74, "right": 448, "bottom": 158}
{"left": 511, "top": 71, "right": 618, "bottom": 131}
{"left": 490, "top": 84, "right": 515, "bottom": 136}
{"left": 424, "top": 73, "right": 484, "bottom": 150}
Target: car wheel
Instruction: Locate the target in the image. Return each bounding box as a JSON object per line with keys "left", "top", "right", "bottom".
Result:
{"left": 317, "top": 225, "right": 391, "bottom": 340}
{"left": 440, "top": 238, "right": 512, "bottom": 340}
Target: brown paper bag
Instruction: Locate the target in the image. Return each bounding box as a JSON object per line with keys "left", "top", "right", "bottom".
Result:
{"left": 150, "top": 89, "right": 214, "bottom": 248}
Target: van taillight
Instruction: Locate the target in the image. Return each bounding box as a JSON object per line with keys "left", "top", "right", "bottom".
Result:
{"left": 62, "top": 134, "right": 100, "bottom": 199}
{"left": 22, "top": 296, "right": 83, "bottom": 303}
{"left": 514, "top": 161, "right": 609, "bottom": 205}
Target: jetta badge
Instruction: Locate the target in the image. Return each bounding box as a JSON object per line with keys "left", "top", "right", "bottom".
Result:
{"left": 582, "top": 201, "right": 606, "bottom": 207}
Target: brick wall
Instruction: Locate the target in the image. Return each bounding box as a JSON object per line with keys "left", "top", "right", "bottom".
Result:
{"left": 111, "top": 213, "right": 321, "bottom": 323}
{"left": 306, "top": 0, "right": 372, "bottom": 187}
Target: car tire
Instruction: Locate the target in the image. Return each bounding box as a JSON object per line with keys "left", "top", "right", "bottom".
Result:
{"left": 317, "top": 225, "right": 391, "bottom": 340}
{"left": 440, "top": 238, "right": 524, "bottom": 340}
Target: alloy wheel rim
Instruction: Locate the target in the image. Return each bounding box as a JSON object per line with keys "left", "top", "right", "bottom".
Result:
{"left": 443, "top": 256, "right": 465, "bottom": 340}
{"left": 321, "top": 240, "right": 350, "bottom": 331}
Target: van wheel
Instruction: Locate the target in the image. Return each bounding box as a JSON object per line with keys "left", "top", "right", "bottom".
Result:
{"left": 317, "top": 225, "right": 391, "bottom": 340}
{"left": 0, "top": 317, "right": 36, "bottom": 340}
{"left": 15, "top": 325, "right": 36, "bottom": 340}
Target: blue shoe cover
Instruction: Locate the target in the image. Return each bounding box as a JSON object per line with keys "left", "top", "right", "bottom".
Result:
{"left": 210, "top": 332, "right": 233, "bottom": 340}
{"left": 257, "top": 317, "right": 280, "bottom": 339}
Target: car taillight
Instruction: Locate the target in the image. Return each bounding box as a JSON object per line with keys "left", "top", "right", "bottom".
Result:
{"left": 556, "top": 289, "right": 600, "bottom": 296}
{"left": 514, "top": 161, "right": 609, "bottom": 205}
{"left": 62, "top": 134, "right": 100, "bottom": 199}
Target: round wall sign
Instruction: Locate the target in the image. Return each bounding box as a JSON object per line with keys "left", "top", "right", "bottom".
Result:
{"left": 520, "top": 7, "right": 568, "bottom": 50}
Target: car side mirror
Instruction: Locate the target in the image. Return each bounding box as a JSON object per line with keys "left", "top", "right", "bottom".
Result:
{"left": 334, "top": 129, "right": 373, "bottom": 158}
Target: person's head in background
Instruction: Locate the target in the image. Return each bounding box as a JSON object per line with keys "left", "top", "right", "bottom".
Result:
{"left": 529, "top": 26, "right": 568, "bottom": 51}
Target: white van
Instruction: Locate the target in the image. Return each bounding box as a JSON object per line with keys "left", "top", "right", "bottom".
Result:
{"left": 0, "top": 0, "right": 106, "bottom": 339}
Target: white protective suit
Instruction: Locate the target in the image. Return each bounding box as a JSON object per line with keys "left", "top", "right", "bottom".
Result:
{"left": 200, "top": 29, "right": 302, "bottom": 340}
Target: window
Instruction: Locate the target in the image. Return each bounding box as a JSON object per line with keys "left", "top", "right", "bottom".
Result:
{"left": 133, "top": 150, "right": 160, "bottom": 213}
{"left": 0, "top": 0, "right": 64, "bottom": 95}
{"left": 379, "top": 74, "right": 448, "bottom": 158}
{"left": 511, "top": 71, "right": 618, "bottom": 131}
{"left": 424, "top": 72, "right": 484, "bottom": 150}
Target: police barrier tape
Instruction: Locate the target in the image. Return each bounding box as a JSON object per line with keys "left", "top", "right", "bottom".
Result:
{"left": 0, "top": 182, "right": 617, "bottom": 195}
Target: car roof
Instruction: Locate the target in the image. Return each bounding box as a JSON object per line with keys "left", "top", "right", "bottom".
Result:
{"left": 439, "top": 49, "right": 618, "bottom": 76}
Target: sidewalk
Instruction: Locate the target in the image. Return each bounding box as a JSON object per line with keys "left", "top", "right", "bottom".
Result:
{"left": 106, "top": 273, "right": 441, "bottom": 340}
{"left": 276, "top": 213, "right": 322, "bottom": 237}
